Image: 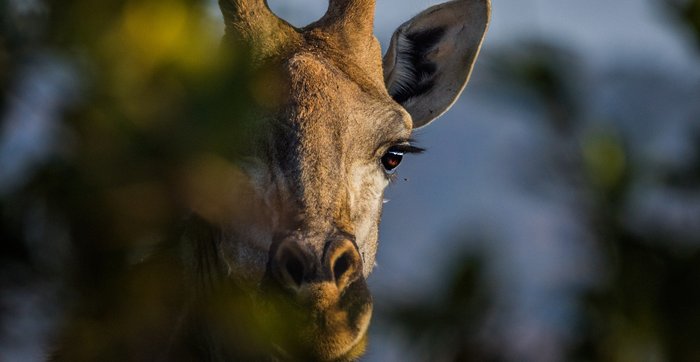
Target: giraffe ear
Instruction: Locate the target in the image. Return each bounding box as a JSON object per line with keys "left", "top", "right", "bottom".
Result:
{"left": 383, "top": 0, "right": 490, "bottom": 129}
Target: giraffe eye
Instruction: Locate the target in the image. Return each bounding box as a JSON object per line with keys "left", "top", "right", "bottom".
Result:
{"left": 380, "top": 148, "right": 404, "bottom": 173}
{"left": 379, "top": 143, "right": 424, "bottom": 175}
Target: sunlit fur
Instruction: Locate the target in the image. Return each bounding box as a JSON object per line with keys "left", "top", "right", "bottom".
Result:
{"left": 195, "top": 0, "right": 491, "bottom": 359}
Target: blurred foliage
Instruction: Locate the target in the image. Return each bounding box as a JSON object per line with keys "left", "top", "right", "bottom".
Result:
{"left": 662, "top": 129, "right": 700, "bottom": 190}
{"left": 379, "top": 3, "right": 700, "bottom": 362}
{"left": 380, "top": 256, "right": 492, "bottom": 361}
{"left": 483, "top": 40, "right": 583, "bottom": 134}
{"left": 665, "top": 0, "right": 700, "bottom": 47}
{"left": 0, "top": 0, "right": 285, "bottom": 359}
{"left": 1, "top": 0, "right": 258, "bottom": 268}
{"left": 3, "top": 0, "right": 700, "bottom": 361}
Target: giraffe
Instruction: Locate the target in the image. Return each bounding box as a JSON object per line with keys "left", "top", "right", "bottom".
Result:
{"left": 52, "top": 0, "right": 490, "bottom": 360}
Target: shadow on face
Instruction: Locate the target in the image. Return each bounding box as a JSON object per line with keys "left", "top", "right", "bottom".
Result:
{"left": 201, "top": 235, "right": 373, "bottom": 361}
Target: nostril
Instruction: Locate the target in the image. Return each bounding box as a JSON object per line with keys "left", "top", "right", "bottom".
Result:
{"left": 285, "top": 255, "right": 305, "bottom": 288}
{"left": 273, "top": 241, "right": 310, "bottom": 291}
{"left": 273, "top": 238, "right": 362, "bottom": 292}
{"left": 332, "top": 252, "right": 351, "bottom": 284}
{"left": 327, "top": 239, "right": 361, "bottom": 292}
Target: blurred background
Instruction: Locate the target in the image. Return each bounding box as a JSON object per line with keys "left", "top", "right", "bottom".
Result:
{"left": 1, "top": 0, "right": 699, "bottom": 361}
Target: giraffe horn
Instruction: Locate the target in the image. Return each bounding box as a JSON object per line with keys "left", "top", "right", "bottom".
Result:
{"left": 313, "top": 0, "right": 376, "bottom": 50}
{"left": 219, "top": 0, "right": 300, "bottom": 60}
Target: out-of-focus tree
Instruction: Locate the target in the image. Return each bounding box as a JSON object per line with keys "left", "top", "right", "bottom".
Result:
{"left": 377, "top": 2, "right": 700, "bottom": 361}
{"left": 0, "top": 0, "right": 278, "bottom": 358}
{"left": 665, "top": 0, "right": 700, "bottom": 47}
{"left": 3, "top": 0, "right": 700, "bottom": 360}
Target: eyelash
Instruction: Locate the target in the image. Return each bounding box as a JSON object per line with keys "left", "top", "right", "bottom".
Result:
{"left": 388, "top": 144, "right": 425, "bottom": 154}
{"left": 379, "top": 141, "right": 425, "bottom": 176}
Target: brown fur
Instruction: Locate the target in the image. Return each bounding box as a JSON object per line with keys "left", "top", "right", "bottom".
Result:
{"left": 201, "top": 0, "right": 489, "bottom": 360}
{"left": 210, "top": 0, "right": 490, "bottom": 359}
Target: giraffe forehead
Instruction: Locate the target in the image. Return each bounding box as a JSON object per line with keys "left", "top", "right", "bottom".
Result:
{"left": 282, "top": 52, "right": 412, "bottom": 146}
